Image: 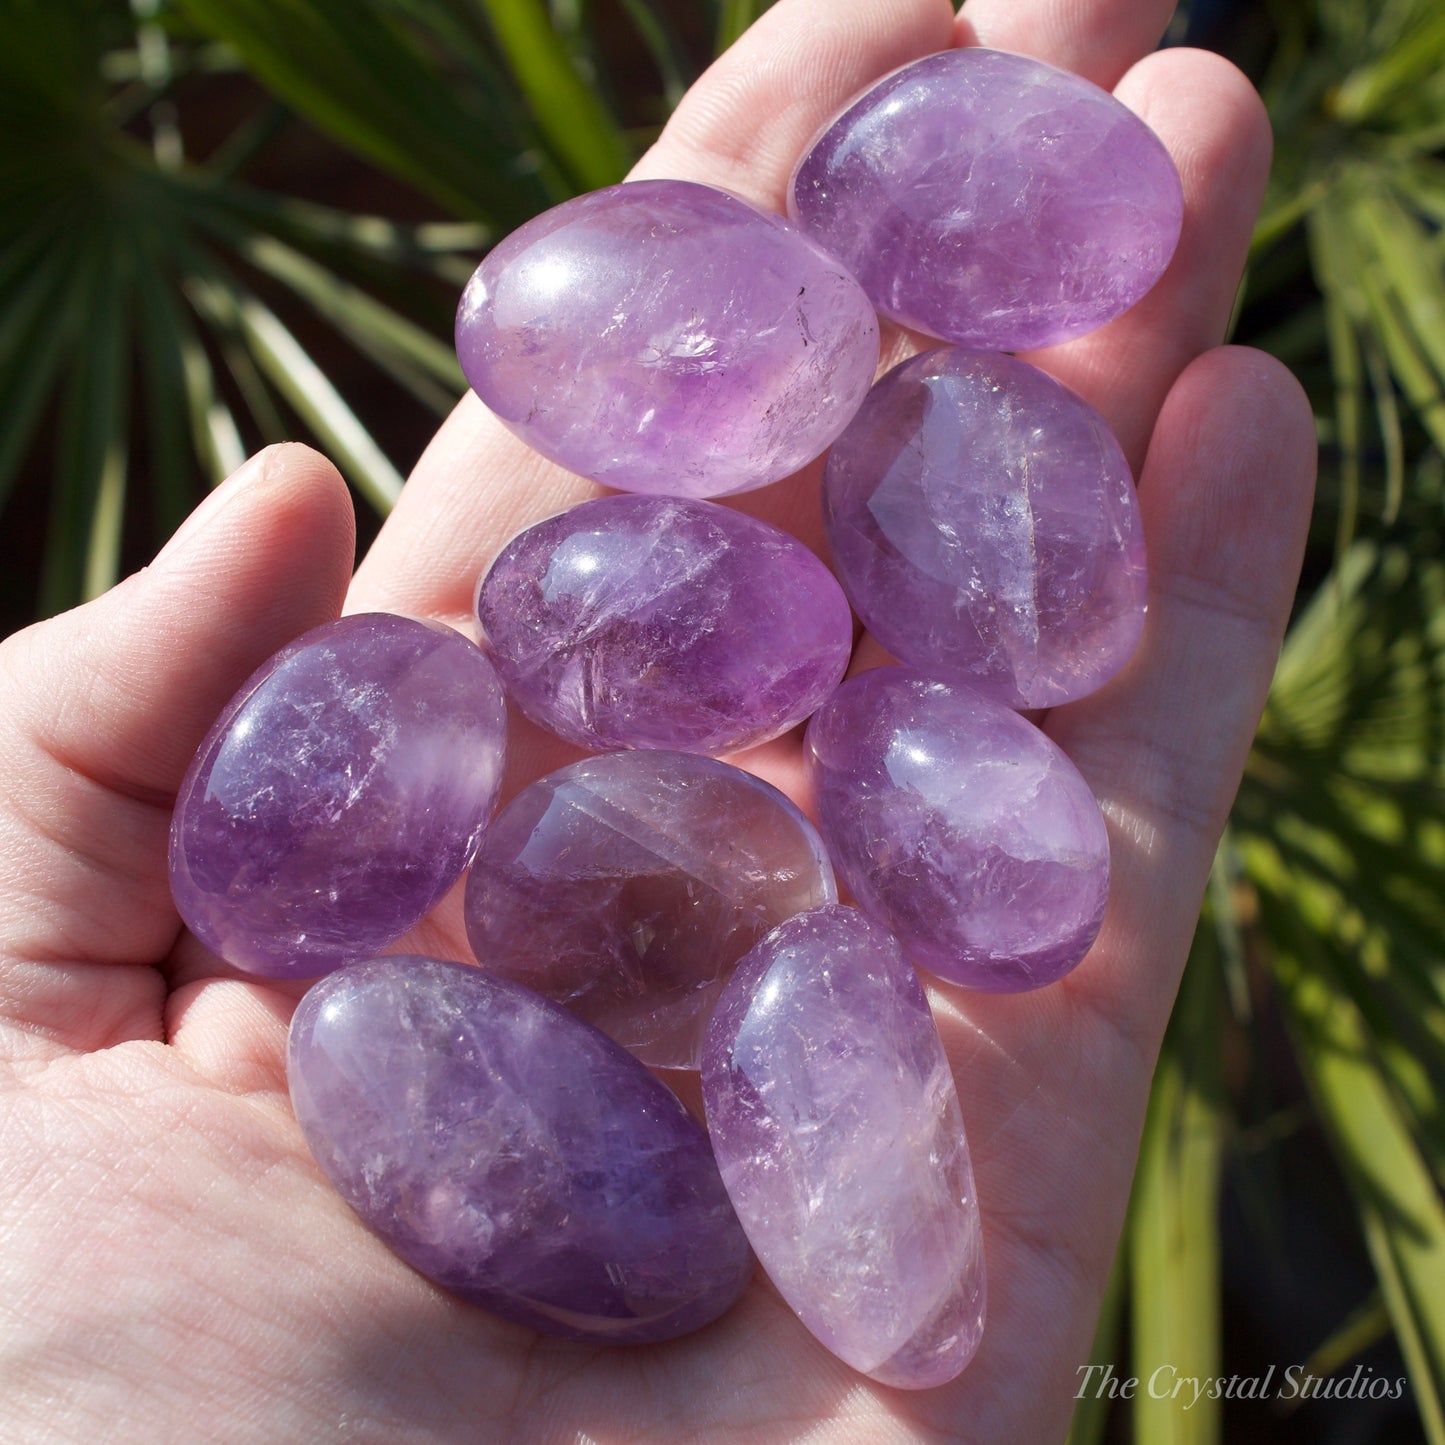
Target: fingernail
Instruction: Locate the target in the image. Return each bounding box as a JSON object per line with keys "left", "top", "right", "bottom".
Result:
{"left": 152, "top": 445, "right": 284, "bottom": 568}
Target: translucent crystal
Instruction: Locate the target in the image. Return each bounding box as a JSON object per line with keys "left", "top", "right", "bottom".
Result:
{"left": 476, "top": 494, "right": 853, "bottom": 753}
{"left": 456, "top": 179, "right": 879, "bottom": 497}
{"left": 790, "top": 48, "right": 1184, "bottom": 350}
{"left": 823, "top": 347, "right": 1146, "bottom": 709}
{"left": 465, "top": 750, "right": 836, "bottom": 1069}
{"left": 289, "top": 956, "right": 755, "bottom": 1342}
{"left": 170, "top": 615, "right": 506, "bottom": 978}
{"left": 805, "top": 669, "right": 1109, "bottom": 991}
{"left": 702, "top": 905, "right": 985, "bottom": 1387}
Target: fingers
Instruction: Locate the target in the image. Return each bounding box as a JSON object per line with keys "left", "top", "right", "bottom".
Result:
{"left": 1026, "top": 48, "right": 1273, "bottom": 472}
{"left": 9, "top": 445, "right": 355, "bottom": 803}
{"left": 956, "top": 0, "right": 1177, "bottom": 89}
{"left": 1048, "top": 345, "right": 1316, "bottom": 1044}
{"left": 867, "top": 350, "right": 1315, "bottom": 1439}
{"left": 347, "top": 0, "right": 955, "bottom": 622}
{"left": 0, "top": 445, "right": 354, "bottom": 1060}
{"left": 633, "top": 0, "right": 955, "bottom": 212}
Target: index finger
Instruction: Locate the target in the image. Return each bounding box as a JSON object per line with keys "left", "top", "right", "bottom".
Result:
{"left": 956, "top": 0, "right": 1178, "bottom": 88}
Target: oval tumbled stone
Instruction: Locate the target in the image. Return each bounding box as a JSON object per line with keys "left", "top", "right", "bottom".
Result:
{"left": 805, "top": 669, "right": 1110, "bottom": 992}
{"left": 790, "top": 48, "right": 1184, "bottom": 351}
{"left": 466, "top": 750, "right": 836, "bottom": 1069}
{"left": 823, "top": 347, "right": 1146, "bottom": 709}
{"left": 476, "top": 494, "right": 854, "bottom": 753}
{"left": 289, "top": 956, "right": 755, "bottom": 1343}
{"left": 170, "top": 615, "right": 507, "bottom": 979}
{"left": 456, "top": 178, "right": 879, "bottom": 497}
{"left": 702, "top": 905, "right": 985, "bottom": 1388}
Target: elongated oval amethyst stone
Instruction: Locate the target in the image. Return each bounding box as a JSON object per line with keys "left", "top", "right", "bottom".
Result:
{"left": 170, "top": 615, "right": 506, "bottom": 978}
{"left": 702, "top": 905, "right": 985, "bottom": 1387}
{"left": 824, "top": 347, "right": 1146, "bottom": 709}
{"left": 289, "top": 956, "right": 754, "bottom": 1342}
{"left": 805, "top": 669, "right": 1109, "bottom": 992}
{"left": 466, "top": 750, "right": 836, "bottom": 1069}
{"left": 476, "top": 494, "right": 854, "bottom": 753}
{"left": 456, "top": 179, "right": 879, "bottom": 497}
{"left": 790, "top": 48, "right": 1184, "bottom": 351}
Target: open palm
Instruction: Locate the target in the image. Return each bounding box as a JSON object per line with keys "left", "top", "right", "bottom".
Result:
{"left": 0, "top": 0, "right": 1315, "bottom": 1439}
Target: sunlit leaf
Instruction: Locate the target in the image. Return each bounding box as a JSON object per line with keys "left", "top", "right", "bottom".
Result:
{"left": 1065, "top": 1241, "right": 1127, "bottom": 1445}
{"left": 1268, "top": 921, "right": 1445, "bottom": 1444}
{"left": 714, "top": 0, "right": 772, "bottom": 54}
{"left": 40, "top": 237, "right": 130, "bottom": 615}
{"left": 173, "top": 0, "right": 560, "bottom": 224}
{"left": 1129, "top": 926, "right": 1226, "bottom": 1445}
{"left": 474, "top": 0, "right": 631, "bottom": 192}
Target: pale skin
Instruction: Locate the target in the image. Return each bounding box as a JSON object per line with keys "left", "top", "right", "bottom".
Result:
{"left": 0, "top": 0, "right": 1315, "bottom": 1439}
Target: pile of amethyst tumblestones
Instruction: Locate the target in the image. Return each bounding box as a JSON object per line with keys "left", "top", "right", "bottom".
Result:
{"left": 169, "top": 48, "right": 1182, "bottom": 1389}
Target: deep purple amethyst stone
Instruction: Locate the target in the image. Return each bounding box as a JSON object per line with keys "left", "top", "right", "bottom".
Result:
{"left": 288, "top": 956, "right": 755, "bottom": 1343}
{"left": 465, "top": 749, "right": 836, "bottom": 1069}
{"left": 456, "top": 178, "right": 879, "bottom": 497}
{"left": 170, "top": 614, "right": 507, "bottom": 978}
{"left": 789, "top": 48, "right": 1184, "bottom": 351}
{"left": 805, "top": 668, "right": 1110, "bottom": 992}
{"left": 823, "top": 347, "right": 1146, "bottom": 709}
{"left": 476, "top": 494, "right": 854, "bottom": 753}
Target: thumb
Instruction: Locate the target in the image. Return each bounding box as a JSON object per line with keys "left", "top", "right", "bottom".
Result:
{"left": 0, "top": 444, "right": 355, "bottom": 1060}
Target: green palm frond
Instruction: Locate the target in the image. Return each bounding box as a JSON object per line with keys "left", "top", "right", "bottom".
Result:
{"left": 1128, "top": 921, "right": 1228, "bottom": 1445}
{"left": 1255, "top": 0, "right": 1445, "bottom": 547}
{"left": 0, "top": 0, "right": 520, "bottom": 615}
{"left": 1232, "top": 541, "right": 1445, "bottom": 1437}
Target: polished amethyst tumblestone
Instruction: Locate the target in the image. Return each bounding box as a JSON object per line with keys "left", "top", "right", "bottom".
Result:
{"left": 456, "top": 179, "right": 879, "bottom": 497}
{"left": 824, "top": 347, "right": 1146, "bottom": 709}
{"left": 170, "top": 615, "right": 506, "bottom": 978}
{"left": 289, "top": 956, "right": 754, "bottom": 1342}
{"left": 466, "top": 750, "right": 836, "bottom": 1069}
{"left": 790, "top": 48, "right": 1184, "bottom": 350}
{"left": 702, "top": 906, "right": 985, "bottom": 1387}
{"left": 806, "top": 669, "right": 1109, "bottom": 992}
{"left": 476, "top": 494, "right": 854, "bottom": 753}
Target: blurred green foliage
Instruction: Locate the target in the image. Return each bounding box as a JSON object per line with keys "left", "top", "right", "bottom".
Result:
{"left": 2, "top": 1, "right": 1444, "bottom": 1440}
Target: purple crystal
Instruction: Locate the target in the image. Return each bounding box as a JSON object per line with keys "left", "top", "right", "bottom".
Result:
{"left": 702, "top": 905, "right": 985, "bottom": 1387}
{"left": 288, "top": 956, "right": 754, "bottom": 1342}
{"left": 789, "top": 48, "right": 1184, "bottom": 351}
{"left": 466, "top": 750, "right": 836, "bottom": 1069}
{"left": 824, "top": 347, "right": 1146, "bottom": 709}
{"left": 170, "top": 615, "right": 507, "bottom": 978}
{"left": 476, "top": 494, "right": 854, "bottom": 753}
{"left": 805, "top": 669, "right": 1109, "bottom": 991}
{"left": 456, "top": 179, "right": 879, "bottom": 497}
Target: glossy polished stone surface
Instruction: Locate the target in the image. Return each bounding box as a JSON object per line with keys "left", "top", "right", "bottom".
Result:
{"left": 476, "top": 494, "right": 854, "bottom": 753}
{"left": 457, "top": 179, "right": 879, "bottom": 497}
{"left": 823, "top": 347, "right": 1146, "bottom": 709}
{"left": 289, "top": 956, "right": 755, "bottom": 1342}
{"left": 790, "top": 48, "right": 1184, "bottom": 351}
{"left": 702, "top": 906, "right": 985, "bottom": 1387}
{"left": 170, "top": 615, "right": 507, "bottom": 978}
{"left": 806, "top": 669, "right": 1109, "bottom": 992}
{"left": 466, "top": 750, "right": 836, "bottom": 1069}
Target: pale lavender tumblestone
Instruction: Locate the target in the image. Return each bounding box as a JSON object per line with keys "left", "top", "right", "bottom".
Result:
{"left": 790, "top": 48, "right": 1184, "bottom": 351}
{"left": 169, "top": 615, "right": 506, "bottom": 978}
{"left": 476, "top": 494, "right": 854, "bottom": 753}
{"left": 702, "top": 905, "right": 985, "bottom": 1388}
{"left": 824, "top": 347, "right": 1146, "bottom": 709}
{"left": 456, "top": 179, "right": 879, "bottom": 497}
{"left": 805, "top": 669, "right": 1109, "bottom": 992}
{"left": 289, "top": 956, "right": 754, "bottom": 1343}
{"left": 465, "top": 750, "right": 836, "bottom": 1069}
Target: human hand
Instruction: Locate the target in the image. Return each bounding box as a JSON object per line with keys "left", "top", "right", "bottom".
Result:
{"left": 0, "top": 0, "right": 1314, "bottom": 1439}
